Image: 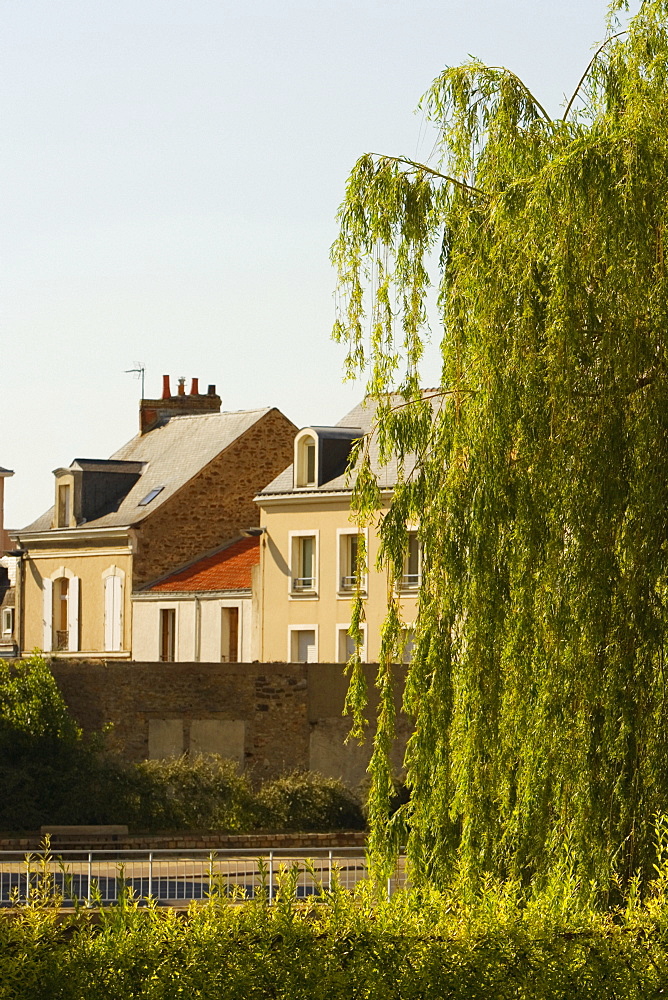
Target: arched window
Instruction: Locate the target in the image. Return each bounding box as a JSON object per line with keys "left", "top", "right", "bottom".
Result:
{"left": 43, "top": 569, "right": 79, "bottom": 652}
{"left": 294, "top": 430, "right": 317, "bottom": 487}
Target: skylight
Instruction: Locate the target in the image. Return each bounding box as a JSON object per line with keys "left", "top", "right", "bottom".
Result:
{"left": 138, "top": 486, "right": 164, "bottom": 506}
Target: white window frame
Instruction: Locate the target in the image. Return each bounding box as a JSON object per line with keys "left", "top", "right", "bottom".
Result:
{"left": 336, "top": 528, "right": 368, "bottom": 596}
{"left": 56, "top": 481, "right": 72, "bottom": 528}
{"left": 288, "top": 624, "right": 319, "bottom": 663}
{"left": 395, "top": 528, "right": 421, "bottom": 593}
{"left": 102, "top": 565, "right": 125, "bottom": 653}
{"left": 220, "top": 600, "right": 243, "bottom": 662}
{"left": 294, "top": 429, "right": 318, "bottom": 488}
{"left": 400, "top": 625, "right": 416, "bottom": 664}
{"left": 45, "top": 567, "right": 79, "bottom": 653}
{"left": 1, "top": 607, "right": 13, "bottom": 636}
{"left": 335, "top": 622, "right": 367, "bottom": 664}
{"left": 288, "top": 529, "right": 319, "bottom": 598}
{"left": 158, "top": 605, "right": 178, "bottom": 662}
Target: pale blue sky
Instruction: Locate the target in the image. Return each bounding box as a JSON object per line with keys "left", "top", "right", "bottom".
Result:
{"left": 2, "top": 0, "right": 621, "bottom": 526}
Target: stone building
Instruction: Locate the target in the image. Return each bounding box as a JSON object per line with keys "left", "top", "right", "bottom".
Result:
{"left": 12, "top": 377, "right": 296, "bottom": 659}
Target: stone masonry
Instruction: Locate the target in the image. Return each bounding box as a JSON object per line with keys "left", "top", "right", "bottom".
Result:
{"left": 48, "top": 661, "right": 411, "bottom": 787}
{"left": 132, "top": 408, "right": 296, "bottom": 588}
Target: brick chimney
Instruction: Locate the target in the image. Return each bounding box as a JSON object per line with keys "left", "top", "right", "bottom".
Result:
{"left": 140, "top": 376, "right": 222, "bottom": 434}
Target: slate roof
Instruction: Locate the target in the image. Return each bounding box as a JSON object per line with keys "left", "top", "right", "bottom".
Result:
{"left": 144, "top": 536, "right": 259, "bottom": 593}
{"left": 21, "top": 408, "right": 273, "bottom": 533}
{"left": 258, "top": 397, "right": 411, "bottom": 497}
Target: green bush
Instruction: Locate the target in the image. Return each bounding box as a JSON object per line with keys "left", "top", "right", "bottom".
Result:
{"left": 1, "top": 867, "right": 668, "bottom": 999}
{"left": 116, "top": 754, "right": 261, "bottom": 832}
{"left": 258, "top": 770, "right": 365, "bottom": 832}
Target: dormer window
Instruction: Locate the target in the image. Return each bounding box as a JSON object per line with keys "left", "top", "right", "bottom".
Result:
{"left": 295, "top": 431, "right": 318, "bottom": 488}
{"left": 57, "top": 484, "right": 71, "bottom": 528}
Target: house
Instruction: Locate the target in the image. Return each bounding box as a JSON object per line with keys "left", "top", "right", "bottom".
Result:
{"left": 12, "top": 377, "right": 296, "bottom": 658}
{"left": 131, "top": 535, "right": 260, "bottom": 662}
{"left": 255, "top": 398, "right": 421, "bottom": 663}
{"left": 0, "top": 466, "right": 17, "bottom": 657}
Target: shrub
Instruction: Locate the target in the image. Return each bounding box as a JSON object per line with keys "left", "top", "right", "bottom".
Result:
{"left": 1, "top": 871, "right": 668, "bottom": 999}
{"left": 117, "top": 754, "right": 260, "bottom": 832}
{"left": 257, "top": 770, "right": 365, "bottom": 831}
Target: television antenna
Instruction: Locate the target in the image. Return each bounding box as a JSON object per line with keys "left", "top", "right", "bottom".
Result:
{"left": 125, "top": 364, "right": 146, "bottom": 399}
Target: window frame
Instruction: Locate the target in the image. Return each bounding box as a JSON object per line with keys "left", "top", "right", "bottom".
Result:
{"left": 220, "top": 603, "right": 241, "bottom": 662}
{"left": 395, "top": 529, "right": 422, "bottom": 593}
{"left": 43, "top": 568, "right": 80, "bottom": 653}
{"left": 56, "top": 482, "right": 72, "bottom": 528}
{"left": 288, "top": 529, "right": 319, "bottom": 598}
{"left": 294, "top": 429, "right": 318, "bottom": 488}
{"left": 336, "top": 528, "right": 368, "bottom": 596}
{"left": 400, "top": 625, "right": 416, "bottom": 664}
{"left": 287, "top": 624, "right": 319, "bottom": 663}
{"left": 1, "top": 606, "right": 13, "bottom": 636}
{"left": 335, "top": 622, "right": 367, "bottom": 664}
{"left": 159, "top": 606, "right": 177, "bottom": 662}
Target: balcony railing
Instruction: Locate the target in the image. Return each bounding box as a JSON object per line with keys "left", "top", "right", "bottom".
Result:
{"left": 292, "top": 577, "right": 315, "bottom": 592}
{"left": 55, "top": 630, "right": 69, "bottom": 651}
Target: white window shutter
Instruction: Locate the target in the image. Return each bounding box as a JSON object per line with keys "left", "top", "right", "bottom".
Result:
{"left": 42, "top": 579, "right": 53, "bottom": 652}
{"left": 114, "top": 576, "right": 123, "bottom": 651}
{"left": 67, "top": 576, "right": 80, "bottom": 652}
{"left": 104, "top": 575, "right": 122, "bottom": 652}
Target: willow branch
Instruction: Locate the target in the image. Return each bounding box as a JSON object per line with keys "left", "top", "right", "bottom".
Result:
{"left": 482, "top": 66, "right": 552, "bottom": 123}
{"left": 371, "top": 154, "right": 488, "bottom": 199}
{"left": 564, "top": 31, "right": 628, "bottom": 120}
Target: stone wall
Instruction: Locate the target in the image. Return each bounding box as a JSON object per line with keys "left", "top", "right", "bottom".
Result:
{"left": 133, "top": 408, "right": 297, "bottom": 588}
{"left": 0, "top": 830, "right": 367, "bottom": 852}
{"left": 49, "top": 661, "right": 410, "bottom": 787}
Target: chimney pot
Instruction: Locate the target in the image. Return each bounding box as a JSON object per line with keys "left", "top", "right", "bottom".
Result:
{"left": 177, "top": 377, "right": 186, "bottom": 396}
{"left": 207, "top": 384, "right": 216, "bottom": 396}
{"left": 161, "top": 375, "right": 171, "bottom": 400}
{"left": 190, "top": 377, "right": 199, "bottom": 395}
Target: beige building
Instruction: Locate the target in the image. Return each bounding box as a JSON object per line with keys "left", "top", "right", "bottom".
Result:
{"left": 13, "top": 377, "right": 296, "bottom": 659}
{"left": 255, "top": 400, "right": 420, "bottom": 663}
{"left": 0, "top": 465, "right": 17, "bottom": 657}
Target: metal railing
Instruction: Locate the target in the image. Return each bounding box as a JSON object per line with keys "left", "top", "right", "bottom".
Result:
{"left": 0, "top": 848, "right": 405, "bottom": 908}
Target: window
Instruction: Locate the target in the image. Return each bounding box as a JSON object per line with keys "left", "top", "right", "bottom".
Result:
{"left": 289, "top": 627, "right": 317, "bottom": 662}
{"left": 336, "top": 624, "right": 366, "bottom": 663}
{"left": 398, "top": 532, "right": 421, "bottom": 591}
{"left": 221, "top": 607, "right": 239, "bottom": 662}
{"left": 338, "top": 530, "right": 366, "bottom": 593}
{"left": 57, "top": 483, "right": 71, "bottom": 528}
{"left": 138, "top": 486, "right": 164, "bottom": 507}
{"left": 290, "top": 532, "right": 318, "bottom": 594}
{"left": 43, "top": 572, "right": 79, "bottom": 653}
{"left": 55, "top": 578, "right": 69, "bottom": 650}
{"left": 294, "top": 431, "right": 317, "bottom": 488}
{"left": 400, "top": 627, "right": 416, "bottom": 664}
{"left": 1, "top": 607, "right": 13, "bottom": 635}
{"left": 103, "top": 570, "right": 124, "bottom": 652}
{"left": 160, "top": 608, "right": 176, "bottom": 662}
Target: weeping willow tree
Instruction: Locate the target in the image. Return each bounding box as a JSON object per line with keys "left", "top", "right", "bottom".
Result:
{"left": 333, "top": 0, "right": 668, "bottom": 889}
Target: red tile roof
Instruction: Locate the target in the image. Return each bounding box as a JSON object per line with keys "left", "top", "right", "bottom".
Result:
{"left": 148, "top": 537, "right": 259, "bottom": 593}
